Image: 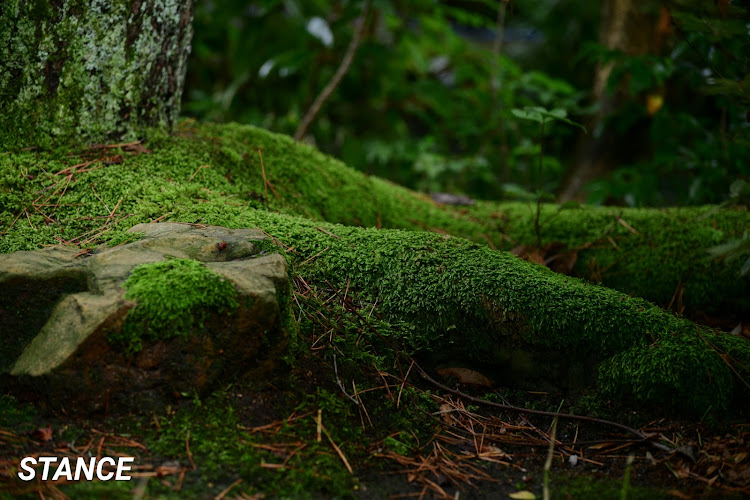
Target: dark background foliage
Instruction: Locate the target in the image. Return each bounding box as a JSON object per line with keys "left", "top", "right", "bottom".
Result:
{"left": 182, "top": 0, "right": 750, "bottom": 206}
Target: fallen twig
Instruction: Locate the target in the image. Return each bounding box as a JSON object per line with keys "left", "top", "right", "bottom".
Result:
{"left": 412, "top": 360, "right": 652, "bottom": 443}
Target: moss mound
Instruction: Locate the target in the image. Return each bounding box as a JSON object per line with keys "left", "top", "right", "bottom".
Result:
{"left": 1, "top": 120, "right": 749, "bottom": 415}
{"left": 468, "top": 201, "right": 750, "bottom": 311}
{"left": 241, "top": 213, "right": 747, "bottom": 414}
{"left": 110, "top": 258, "right": 238, "bottom": 355}
{"left": 3, "top": 121, "right": 745, "bottom": 310}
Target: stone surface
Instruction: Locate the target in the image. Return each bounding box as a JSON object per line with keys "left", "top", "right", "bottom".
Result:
{"left": 0, "top": 223, "right": 289, "bottom": 414}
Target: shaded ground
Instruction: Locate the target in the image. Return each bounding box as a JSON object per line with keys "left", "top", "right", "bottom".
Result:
{"left": 2, "top": 336, "right": 749, "bottom": 499}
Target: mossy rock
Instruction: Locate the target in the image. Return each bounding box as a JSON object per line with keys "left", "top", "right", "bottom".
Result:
{"left": 0, "top": 223, "right": 291, "bottom": 414}
{"left": 112, "top": 258, "right": 240, "bottom": 355}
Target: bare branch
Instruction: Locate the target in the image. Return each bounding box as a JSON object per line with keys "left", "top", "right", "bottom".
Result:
{"left": 294, "top": 0, "right": 371, "bottom": 142}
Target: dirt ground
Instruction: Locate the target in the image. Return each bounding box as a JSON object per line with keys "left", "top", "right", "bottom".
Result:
{"left": 2, "top": 358, "right": 749, "bottom": 500}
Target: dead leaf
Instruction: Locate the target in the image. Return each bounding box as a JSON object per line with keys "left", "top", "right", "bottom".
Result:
{"left": 437, "top": 367, "right": 493, "bottom": 387}
{"left": 511, "top": 245, "right": 544, "bottom": 265}
{"left": 658, "top": 6, "right": 672, "bottom": 33}
{"left": 122, "top": 142, "right": 152, "bottom": 155}
{"left": 513, "top": 242, "right": 581, "bottom": 274}
{"left": 509, "top": 492, "right": 536, "bottom": 500}
{"left": 717, "top": 0, "right": 729, "bottom": 17}
{"left": 647, "top": 94, "right": 664, "bottom": 115}
{"left": 667, "top": 489, "right": 691, "bottom": 499}
{"left": 32, "top": 424, "right": 53, "bottom": 442}
{"left": 546, "top": 249, "right": 579, "bottom": 274}
{"left": 439, "top": 403, "right": 454, "bottom": 424}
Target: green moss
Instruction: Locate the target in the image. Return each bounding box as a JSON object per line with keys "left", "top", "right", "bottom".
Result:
{"left": 110, "top": 258, "right": 238, "bottom": 355}
{"left": 145, "top": 391, "right": 360, "bottom": 498}
{"left": 384, "top": 432, "right": 416, "bottom": 455}
{"left": 599, "top": 330, "right": 733, "bottom": 413}
{"left": 0, "top": 395, "right": 36, "bottom": 430}
{"left": 36, "top": 480, "right": 133, "bottom": 500}
{"left": 1, "top": 121, "right": 746, "bottom": 312}
{"left": 550, "top": 474, "right": 669, "bottom": 500}
{"left": 467, "top": 201, "right": 750, "bottom": 312}
{"left": 1, "top": 120, "right": 748, "bottom": 415}
{"left": 259, "top": 214, "right": 747, "bottom": 413}
{"left": 105, "top": 231, "right": 144, "bottom": 247}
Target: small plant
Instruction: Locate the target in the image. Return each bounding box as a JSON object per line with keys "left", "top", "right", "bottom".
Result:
{"left": 621, "top": 454, "right": 635, "bottom": 500}
{"left": 511, "top": 106, "right": 586, "bottom": 246}
{"left": 384, "top": 432, "right": 416, "bottom": 456}
{"left": 706, "top": 181, "right": 750, "bottom": 276}
{"left": 708, "top": 231, "right": 750, "bottom": 277}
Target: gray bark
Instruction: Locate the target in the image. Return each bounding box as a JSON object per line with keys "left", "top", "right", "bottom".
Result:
{"left": 0, "top": 0, "right": 193, "bottom": 149}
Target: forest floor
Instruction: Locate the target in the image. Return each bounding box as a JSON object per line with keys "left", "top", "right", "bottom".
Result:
{"left": 2, "top": 126, "right": 749, "bottom": 499}
{"left": 2, "top": 340, "right": 749, "bottom": 500}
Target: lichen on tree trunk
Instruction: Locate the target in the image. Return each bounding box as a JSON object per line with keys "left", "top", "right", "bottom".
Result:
{"left": 0, "top": 0, "right": 193, "bottom": 149}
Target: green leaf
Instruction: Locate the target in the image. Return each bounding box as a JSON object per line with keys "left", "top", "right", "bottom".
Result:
{"left": 511, "top": 108, "right": 544, "bottom": 123}
{"left": 553, "top": 115, "right": 587, "bottom": 132}
{"left": 544, "top": 108, "right": 568, "bottom": 119}
{"left": 512, "top": 106, "right": 587, "bottom": 132}
{"left": 539, "top": 108, "right": 587, "bottom": 131}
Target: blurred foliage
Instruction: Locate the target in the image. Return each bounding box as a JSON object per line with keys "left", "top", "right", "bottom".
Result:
{"left": 584, "top": 0, "right": 750, "bottom": 206}
{"left": 184, "top": 0, "right": 589, "bottom": 200}
{"left": 183, "top": 0, "right": 749, "bottom": 206}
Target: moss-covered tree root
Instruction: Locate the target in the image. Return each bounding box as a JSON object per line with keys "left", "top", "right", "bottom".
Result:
{"left": 1, "top": 121, "right": 748, "bottom": 416}
{"left": 4, "top": 121, "right": 745, "bottom": 312}
{"left": 248, "top": 211, "right": 749, "bottom": 415}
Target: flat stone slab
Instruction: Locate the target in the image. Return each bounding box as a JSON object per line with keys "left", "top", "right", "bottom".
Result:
{"left": 0, "top": 223, "right": 290, "bottom": 414}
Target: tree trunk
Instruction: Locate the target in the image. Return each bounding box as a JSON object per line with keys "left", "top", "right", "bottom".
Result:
{"left": 0, "top": 0, "right": 193, "bottom": 149}
{"left": 559, "top": 0, "right": 661, "bottom": 201}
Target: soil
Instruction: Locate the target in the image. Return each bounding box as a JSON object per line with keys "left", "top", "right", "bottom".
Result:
{"left": 2, "top": 352, "right": 749, "bottom": 499}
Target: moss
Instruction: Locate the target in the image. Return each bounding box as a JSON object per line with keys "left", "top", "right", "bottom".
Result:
{"left": 1, "top": 121, "right": 748, "bottom": 415}
{"left": 1, "top": 121, "right": 746, "bottom": 311}
{"left": 261, "top": 215, "right": 747, "bottom": 413}
{"left": 550, "top": 474, "right": 670, "bottom": 500}
{"left": 467, "top": 201, "right": 750, "bottom": 312}
{"left": 250, "top": 237, "right": 282, "bottom": 257}
{"left": 109, "top": 258, "right": 238, "bottom": 355}
{"left": 0, "top": 395, "right": 36, "bottom": 430}
{"left": 598, "top": 330, "right": 733, "bottom": 413}
{"left": 144, "top": 391, "right": 360, "bottom": 498}
{"left": 105, "top": 231, "right": 143, "bottom": 247}
{"left": 32, "top": 481, "right": 134, "bottom": 499}
{"left": 384, "top": 432, "right": 417, "bottom": 455}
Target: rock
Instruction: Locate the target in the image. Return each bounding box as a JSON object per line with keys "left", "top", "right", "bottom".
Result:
{"left": 0, "top": 223, "right": 290, "bottom": 414}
